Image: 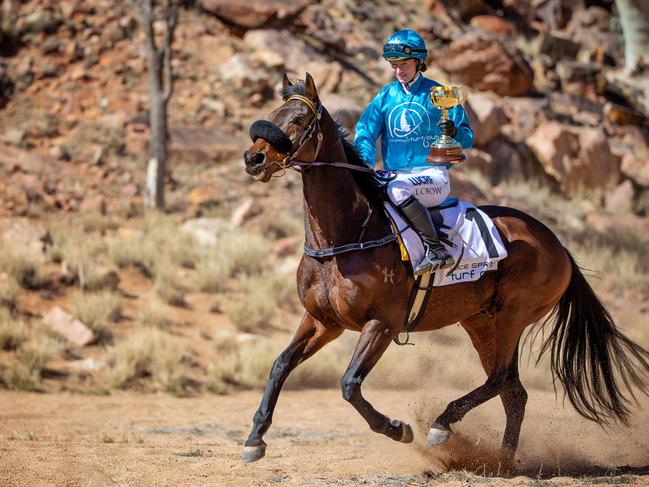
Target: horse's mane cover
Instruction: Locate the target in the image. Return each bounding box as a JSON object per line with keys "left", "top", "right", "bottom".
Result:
{"left": 249, "top": 120, "right": 293, "bottom": 154}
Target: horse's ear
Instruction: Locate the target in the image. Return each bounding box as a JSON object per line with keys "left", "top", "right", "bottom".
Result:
{"left": 282, "top": 73, "right": 293, "bottom": 90}
{"left": 304, "top": 72, "right": 319, "bottom": 101}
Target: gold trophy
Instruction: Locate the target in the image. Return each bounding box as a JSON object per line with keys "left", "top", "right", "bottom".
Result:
{"left": 427, "top": 85, "right": 469, "bottom": 164}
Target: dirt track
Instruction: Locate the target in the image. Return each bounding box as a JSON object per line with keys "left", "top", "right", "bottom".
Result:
{"left": 0, "top": 386, "right": 648, "bottom": 486}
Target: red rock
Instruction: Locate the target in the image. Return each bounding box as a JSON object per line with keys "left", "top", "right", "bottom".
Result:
{"left": 464, "top": 92, "right": 508, "bottom": 146}
{"left": 436, "top": 31, "right": 534, "bottom": 96}
{"left": 200, "top": 0, "right": 309, "bottom": 29}
{"left": 470, "top": 15, "right": 514, "bottom": 38}
{"left": 604, "top": 179, "right": 635, "bottom": 213}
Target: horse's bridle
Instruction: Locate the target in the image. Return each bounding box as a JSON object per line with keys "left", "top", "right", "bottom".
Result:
{"left": 278, "top": 94, "right": 324, "bottom": 172}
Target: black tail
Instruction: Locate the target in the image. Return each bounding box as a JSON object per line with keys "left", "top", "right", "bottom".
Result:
{"left": 538, "top": 251, "right": 649, "bottom": 425}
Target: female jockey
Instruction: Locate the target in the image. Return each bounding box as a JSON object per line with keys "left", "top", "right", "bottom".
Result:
{"left": 354, "top": 29, "right": 474, "bottom": 276}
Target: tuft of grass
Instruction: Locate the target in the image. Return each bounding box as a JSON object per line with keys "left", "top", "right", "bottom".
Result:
{"left": 0, "top": 277, "right": 20, "bottom": 309}
{"left": 168, "top": 234, "right": 202, "bottom": 269}
{"left": 0, "top": 312, "right": 28, "bottom": 351}
{"left": 12, "top": 431, "right": 38, "bottom": 441}
{"left": 154, "top": 268, "right": 186, "bottom": 307}
{"left": 70, "top": 291, "right": 121, "bottom": 339}
{"left": 138, "top": 303, "right": 173, "bottom": 329}
{"left": 2, "top": 332, "right": 64, "bottom": 391}
{"left": 101, "top": 435, "right": 115, "bottom": 444}
{"left": 204, "top": 336, "right": 343, "bottom": 394}
{"left": 0, "top": 240, "right": 45, "bottom": 289}
{"left": 217, "top": 232, "right": 271, "bottom": 276}
{"left": 194, "top": 253, "right": 232, "bottom": 293}
{"left": 261, "top": 212, "right": 303, "bottom": 239}
{"left": 105, "top": 329, "right": 186, "bottom": 392}
{"left": 107, "top": 234, "right": 158, "bottom": 277}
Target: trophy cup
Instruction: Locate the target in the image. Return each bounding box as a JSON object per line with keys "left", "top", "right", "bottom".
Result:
{"left": 426, "top": 85, "right": 469, "bottom": 164}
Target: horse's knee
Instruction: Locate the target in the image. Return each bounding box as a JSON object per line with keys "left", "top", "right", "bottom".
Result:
{"left": 340, "top": 376, "right": 361, "bottom": 402}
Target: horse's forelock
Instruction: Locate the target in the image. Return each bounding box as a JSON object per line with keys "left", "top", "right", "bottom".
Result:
{"left": 280, "top": 79, "right": 306, "bottom": 101}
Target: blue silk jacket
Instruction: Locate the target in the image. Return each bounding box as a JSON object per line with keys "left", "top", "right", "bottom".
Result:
{"left": 353, "top": 76, "right": 474, "bottom": 170}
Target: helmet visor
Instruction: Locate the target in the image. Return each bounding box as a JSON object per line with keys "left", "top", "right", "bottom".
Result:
{"left": 382, "top": 43, "right": 426, "bottom": 60}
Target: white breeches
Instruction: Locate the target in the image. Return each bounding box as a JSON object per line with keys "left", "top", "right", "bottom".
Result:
{"left": 386, "top": 166, "right": 450, "bottom": 207}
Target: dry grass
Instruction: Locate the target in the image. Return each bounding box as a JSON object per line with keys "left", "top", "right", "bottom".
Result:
{"left": 260, "top": 212, "right": 303, "bottom": 239}
{"left": 70, "top": 291, "right": 122, "bottom": 340}
{"left": 223, "top": 273, "right": 280, "bottom": 331}
{"left": 204, "top": 334, "right": 343, "bottom": 394}
{"left": 217, "top": 232, "right": 272, "bottom": 276}
{"left": 154, "top": 268, "right": 186, "bottom": 307}
{"left": 0, "top": 310, "right": 27, "bottom": 351}
{"left": 1, "top": 331, "right": 64, "bottom": 391}
{"left": 0, "top": 239, "right": 46, "bottom": 289}
{"left": 194, "top": 253, "right": 233, "bottom": 293}
{"left": 0, "top": 276, "right": 20, "bottom": 309}
{"left": 137, "top": 302, "right": 174, "bottom": 329}
{"left": 105, "top": 328, "right": 186, "bottom": 393}
{"left": 107, "top": 234, "right": 158, "bottom": 277}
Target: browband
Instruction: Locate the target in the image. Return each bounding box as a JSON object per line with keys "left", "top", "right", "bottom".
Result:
{"left": 286, "top": 95, "right": 319, "bottom": 115}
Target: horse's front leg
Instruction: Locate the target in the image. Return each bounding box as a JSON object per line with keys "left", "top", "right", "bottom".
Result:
{"left": 340, "top": 319, "right": 413, "bottom": 443}
{"left": 243, "top": 313, "right": 342, "bottom": 463}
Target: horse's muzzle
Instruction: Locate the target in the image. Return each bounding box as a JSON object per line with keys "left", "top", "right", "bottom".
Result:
{"left": 244, "top": 150, "right": 266, "bottom": 176}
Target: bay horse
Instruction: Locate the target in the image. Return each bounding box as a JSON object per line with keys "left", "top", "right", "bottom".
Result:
{"left": 241, "top": 73, "right": 649, "bottom": 465}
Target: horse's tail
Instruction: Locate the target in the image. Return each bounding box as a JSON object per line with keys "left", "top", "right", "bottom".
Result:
{"left": 538, "top": 250, "right": 649, "bottom": 425}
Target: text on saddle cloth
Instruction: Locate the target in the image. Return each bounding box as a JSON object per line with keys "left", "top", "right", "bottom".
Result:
{"left": 385, "top": 200, "right": 508, "bottom": 287}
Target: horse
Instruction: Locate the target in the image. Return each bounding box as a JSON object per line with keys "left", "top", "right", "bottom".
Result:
{"left": 241, "top": 73, "right": 649, "bottom": 465}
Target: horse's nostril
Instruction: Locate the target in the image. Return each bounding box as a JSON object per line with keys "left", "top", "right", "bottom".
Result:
{"left": 246, "top": 151, "right": 266, "bottom": 167}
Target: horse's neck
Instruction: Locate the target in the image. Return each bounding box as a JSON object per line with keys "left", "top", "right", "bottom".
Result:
{"left": 301, "top": 136, "right": 371, "bottom": 249}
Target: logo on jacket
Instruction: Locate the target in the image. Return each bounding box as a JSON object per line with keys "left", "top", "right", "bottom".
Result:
{"left": 388, "top": 102, "right": 431, "bottom": 141}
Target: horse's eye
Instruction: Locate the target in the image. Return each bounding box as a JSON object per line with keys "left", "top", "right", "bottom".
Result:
{"left": 293, "top": 116, "right": 305, "bottom": 125}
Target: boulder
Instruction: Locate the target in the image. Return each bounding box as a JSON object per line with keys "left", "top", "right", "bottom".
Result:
{"left": 218, "top": 53, "right": 274, "bottom": 99}
{"left": 200, "top": 0, "right": 308, "bottom": 29}
{"left": 469, "top": 15, "right": 515, "bottom": 38}
{"left": 231, "top": 198, "right": 263, "bottom": 227}
{"left": 450, "top": 171, "right": 487, "bottom": 204}
{"left": 535, "top": 31, "right": 580, "bottom": 61}
{"left": 621, "top": 152, "right": 649, "bottom": 188}
{"left": 43, "top": 306, "right": 94, "bottom": 347}
{"left": 464, "top": 92, "right": 508, "bottom": 147}
{"left": 526, "top": 123, "right": 621, "bottom": 194}
{"left": 436, "top": 31, "right": 534, "bottom": 96}
{"left": 243, "top": 29, "right": 320, "bottom": 75}
{"left": 462, "top": 148, "right": 492, "bottom": 176}
{"left": 320, "top": 93, "right": 363, "bottom": 135}
{"left": 485, "top": 137, "right": 529, "bottom": 184}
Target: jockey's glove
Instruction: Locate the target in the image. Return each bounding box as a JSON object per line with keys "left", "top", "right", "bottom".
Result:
{"left": 438, "top": 119, "right": 457, "bottom": 138}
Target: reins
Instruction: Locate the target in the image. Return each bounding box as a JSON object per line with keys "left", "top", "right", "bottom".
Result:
{"left": 276, "top": 95, "right": 398, "bottom": 259}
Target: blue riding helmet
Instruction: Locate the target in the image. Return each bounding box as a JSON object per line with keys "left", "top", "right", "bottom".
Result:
{"left": 382, "top": 29, "right": 428, "bottom": 61}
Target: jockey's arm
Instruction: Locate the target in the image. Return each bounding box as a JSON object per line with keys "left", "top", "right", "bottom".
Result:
{"left": 353, "top": 89, "right": 388, "bottom": 167}
{"left": 449, "top": 104, "right": 474, "bottom": 150}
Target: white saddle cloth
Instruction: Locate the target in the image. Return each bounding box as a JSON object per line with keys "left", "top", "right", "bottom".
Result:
{"left": 385, "top": 200, "right": 508, "bottom": 287}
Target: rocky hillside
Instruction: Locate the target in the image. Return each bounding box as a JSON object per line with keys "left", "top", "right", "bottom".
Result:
{"left": 0, "top": 0, "right": 648, "bottom": 217}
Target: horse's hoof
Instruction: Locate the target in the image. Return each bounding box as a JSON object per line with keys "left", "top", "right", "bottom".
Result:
{"left": 426, "top": 423, "right": 451, "bottom": 447}
{"left": 399, "top": 423, "right": 414, "bottom": 443}
{"left": 242, "top": 443, "right": 266, "bottom": 463}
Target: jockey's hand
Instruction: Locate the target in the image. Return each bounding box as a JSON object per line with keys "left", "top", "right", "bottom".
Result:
{"left": 438, "top": 119, "right": 457, "bottom": 138}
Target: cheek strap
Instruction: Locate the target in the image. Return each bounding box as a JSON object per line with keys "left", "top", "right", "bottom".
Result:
{"left": 249, "top": 120, "right": 293, "bottom": 154}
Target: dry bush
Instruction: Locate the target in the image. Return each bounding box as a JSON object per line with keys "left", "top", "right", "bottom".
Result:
{"left": 168, "top": 234, "right": 202, "bottom": 269}
{"left": 107, "top": 234, "right": 158, "bottom": 277}
{"left": 78, "top": 213, "right": 120, "bottom": 233}
{"left": 154, "top": 268, "right": 186, "bottom": 307}
{"left": 71, "top": 291, "right": 121, "bottom": 339}
{"left": 217, "top": 232, "right": 271, "bottom": 276}
{"left": 1, "top": 332, "right": 63, "bottom": 391}
{"left": 204, "top": 335, "right": 343, "bottom": 394}
{"left": 0, "top": 310, "right": 27, "bottom": 351}
{"left": 0, "top": 239, "right": 45, "bottom": 289}
{"left": 106, "top": 328, "right": 186, "bottom": 392}
{"left": 260, "top": 212, "right": 303, "bottom": 239}
{"left": 0, "top": 276, "right": 20, "bottom": 309}
{"left": 224, "top": 274, "right": 278, "bottom": 331}
{"left": 194, "top": 253, "right": 233, "bottom": 293}
{"left": 138, "top": 302, "right": 173, "bottom": 329}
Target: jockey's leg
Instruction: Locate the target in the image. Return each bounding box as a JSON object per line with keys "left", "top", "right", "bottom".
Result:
{"left": 398, "top": 196, "right": 454, "bottom": 275}
{"left": 388, "top": 167, "right": 453, "bottom": 276}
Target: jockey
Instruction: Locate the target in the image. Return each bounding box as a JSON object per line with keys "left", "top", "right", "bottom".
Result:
{"left": 354, "top": 29, "right": 474, "bottom": 276}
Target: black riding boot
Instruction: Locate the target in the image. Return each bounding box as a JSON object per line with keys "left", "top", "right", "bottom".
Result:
{"left": 399, "top": 196, "right": 454, "bottom": 276}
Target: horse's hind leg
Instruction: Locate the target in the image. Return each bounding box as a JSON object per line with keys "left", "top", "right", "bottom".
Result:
{"left": 499, "top": 352, "right": 527, "bottom": 460}
{"left": 428, "top": 313, "right": 525, "bottom": 459}
{"left": 243, "top": 313, "right": 342, "bottom": 463}
{"left": 340, "top": 319, "right": 413, "bottom": 443}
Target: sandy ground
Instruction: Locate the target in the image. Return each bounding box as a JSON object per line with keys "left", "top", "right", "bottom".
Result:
{"left": 0, "top": 385, "right": 648, "bottom": 487}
